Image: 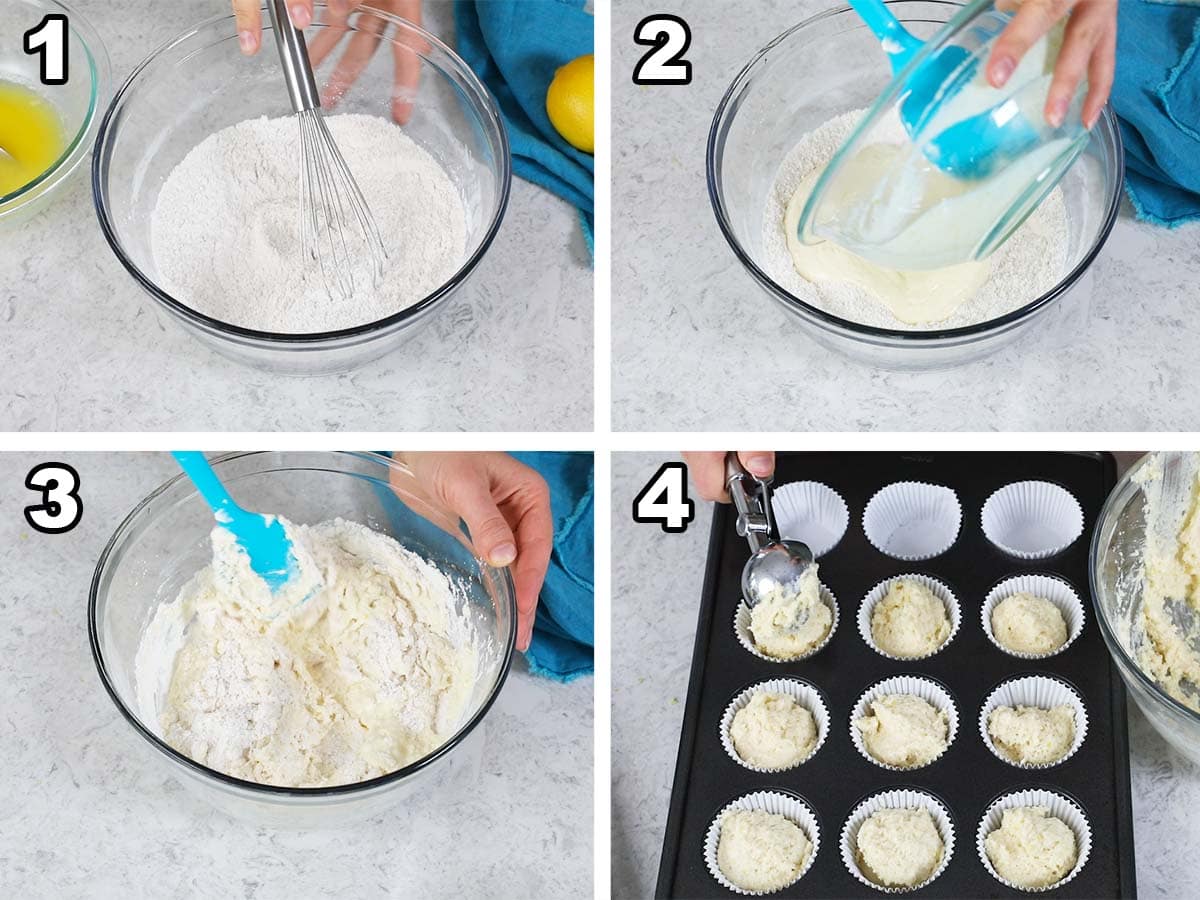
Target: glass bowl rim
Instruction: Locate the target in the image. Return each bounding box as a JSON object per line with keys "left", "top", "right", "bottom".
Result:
{"left": 705, "top": 0, "right": 1124, "bottom": 345}
{"left": 86, "top": 449, "right": 518, "bottom": 798}
{"left": 1089, "top": 452, "right": 1200, "bottom": 729}
{"left": 0, "top": 0, "right": 109, "bottom": 211}
{"left": 90, "top": 3, "right": 513, "bottom": 344}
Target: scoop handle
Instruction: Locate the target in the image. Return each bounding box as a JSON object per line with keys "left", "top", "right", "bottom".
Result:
{"left": 847, "top": 0, "right": 925, "bottom": 72}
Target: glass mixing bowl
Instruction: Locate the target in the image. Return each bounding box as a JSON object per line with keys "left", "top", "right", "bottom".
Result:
{"left": 707, "top": 0, "right": 1123, "bottom": 371}
{"left": 1091, "top": 453, "right": 1200, "bottom": 767}
{"left": 88, "top": 451, "right": 516, "bottom": 826}
{"left": 93, "top": 5, "right": 511, "bottom": 375}
{"left": 0, "top": 0, "right": 109, "bottom": 225}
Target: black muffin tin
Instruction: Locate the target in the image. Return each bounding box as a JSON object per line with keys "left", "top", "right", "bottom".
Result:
{"left": 656, "top": 452, "right": 1135, "bottom": 898}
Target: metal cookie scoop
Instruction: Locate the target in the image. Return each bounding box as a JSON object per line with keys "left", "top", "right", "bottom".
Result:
{"left": 725, "top": 453, "right": 815, "bottom": 608}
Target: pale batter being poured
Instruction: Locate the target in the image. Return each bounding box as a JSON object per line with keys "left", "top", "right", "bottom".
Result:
{"left": 134, "top": 516, "right": 479, "bottom": 788}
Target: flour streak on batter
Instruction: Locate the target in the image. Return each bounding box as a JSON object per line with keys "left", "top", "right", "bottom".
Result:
{"left": 134, "top": 517, "right": 478, "bottom": 788}
{"left": 151, "top": 114, "right": 467, "bottom": 334}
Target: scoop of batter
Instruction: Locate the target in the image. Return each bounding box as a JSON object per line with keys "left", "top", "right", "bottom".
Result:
{"left": 855, "top": 807, "right": 944, "bottom": 888}
{"left": 135, "top": 517, "right": 478, "bottom": 788}
{"left": 717, "top": 808, "right": 811, "bottom": 893}
{"left": 985, "top": 806, "right": 1078, "bottom": 889}
{"left": 988, "top": 705, "right": 1076, "bottom": 766}
{"left": 730, "top": 692, "right": 818, "bottom": 770}
{"left": 855, "top": 693, "right": 949, "bottom": 769}
{"left": 991, "top": 593, "right": 1068, "bottom": 656}
{"left": 870, "top": 579, "right": 951, "bottom": 658}
{"left": 749, "top": 566, "right": 833, "bottom": 659}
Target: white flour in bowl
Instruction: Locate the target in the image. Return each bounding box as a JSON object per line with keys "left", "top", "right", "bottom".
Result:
{"left": 761, "top": 109, "right": 1070, "bottom": 330}
{"left": 151, "top": 113, "right": 467, "bottom": 334}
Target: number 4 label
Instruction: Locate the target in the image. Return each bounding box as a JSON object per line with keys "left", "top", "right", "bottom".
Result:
{"left": 24, "top": 14, "right": 69, "bottom": 86}
{"left": 633, "top": 462, "right": 695, "bottom": 533}
{"left": 633, "top": 15, "right": 692, "bottom": 85}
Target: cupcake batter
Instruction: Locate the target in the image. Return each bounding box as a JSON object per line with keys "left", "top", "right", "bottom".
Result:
{"left": 717, "top": 808, "right": 811, "bottom": 893}
{"left": 870, "top": 579, "right": 951, "bottom": 658}
{"left": 855, "top": 807, "right": 944, "bottom": 888}
{"left": 991, "top": 593, "right": 1069, "bottom": 656}
{"left": 134, "top": 516, "right": 478, "bottom": 788}
{"left": 855, "top": 693, "right": 949, "bottom": 769}
{"left": 988, "top": 705, "right": 1076, "bottom": 766}
{"left": 749, "top": 566, "right": 833, "bottom": 659}
{"left": 1134, "top": 455, "right": 1200, "bottom": 712}
{"left": 985, "top": 806, "right": 1078, "bottom": 889}
{"left": 784, "top": 143, "right": 991, "bottom": 325}
{"left": 730, "top": 692, "right": 818, "bottom": 770}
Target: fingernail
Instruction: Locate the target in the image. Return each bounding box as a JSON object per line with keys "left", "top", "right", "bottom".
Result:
{"left": 291, "top": 5, "right": 312, "bottom": 28}
{"left": 490, "top": 543, "right": 517, "bottom": 567}
{"left": 745, "top": 454, "right": 773, "bottom": 477}
{"left": 1085, "top": 109, "right": 1101, "bottom": 130}
{"left": 990, "top": 55, "right": 1015, "bottom": 86}
{"left": 238, "top": 30, "right": 256, "bottom": 54}
{"left": 1047, "top": 98, "right": 1068, "bottom": 129}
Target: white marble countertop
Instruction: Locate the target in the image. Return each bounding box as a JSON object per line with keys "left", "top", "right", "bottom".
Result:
{"left": 1, "top": 0, "right": 591, "bottom": 432}
{"left": 0, "top": 452, "right": 592, "bottom": 898}
{"left": 612, "top": 0, "right": 1200, "bottom": 432}
{"left": 611, "top": 452, "right": 1200, "bottom": 898}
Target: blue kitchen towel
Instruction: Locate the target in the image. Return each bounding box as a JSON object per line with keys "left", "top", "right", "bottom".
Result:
{"left": 512, "top": 451, "right": 594, "bottom": 683}
{"left": 1113, "top": 0, "right": 1200, "bottom": 227}
{"left": 455, "top": 0, "right": 595, "bottom": 256}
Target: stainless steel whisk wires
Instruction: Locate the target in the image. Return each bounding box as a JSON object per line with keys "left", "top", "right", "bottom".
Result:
{"left": 266, "top": 0, "right": 387, "bottom": 302}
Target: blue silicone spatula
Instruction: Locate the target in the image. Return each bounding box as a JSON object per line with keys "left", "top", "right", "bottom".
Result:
{"left": 849, "top": 0, "right": 1036, "bottom": 178}
{"left": 172, "top": 451, "right": 297, "bottom": 592}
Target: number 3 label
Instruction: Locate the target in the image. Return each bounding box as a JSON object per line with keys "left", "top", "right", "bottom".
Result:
{"left": 633, "top": 462, "right": 695, "bottom": 533}
{"left": 633, "top": 15, "right": 692, "bottom": 85}
{"left": 24, "top": 462, "right": 82, "bottom": 534}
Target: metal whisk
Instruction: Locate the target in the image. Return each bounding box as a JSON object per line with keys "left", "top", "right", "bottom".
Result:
{"left": 266, "top": 0, "right": 387, "bottom": 301}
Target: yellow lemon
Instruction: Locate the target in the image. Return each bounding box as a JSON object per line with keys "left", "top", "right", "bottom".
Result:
{"left": 546, "top": 54, "right": 594, "bottom": 154}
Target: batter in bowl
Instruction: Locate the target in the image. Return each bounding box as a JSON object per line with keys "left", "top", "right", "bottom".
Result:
{"left": 134, "top": 516, "right": 479, "bottom": 788}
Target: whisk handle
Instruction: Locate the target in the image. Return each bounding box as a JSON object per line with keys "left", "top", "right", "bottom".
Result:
{"left": 266, "top": 0, "right": 321, "bottom": 113}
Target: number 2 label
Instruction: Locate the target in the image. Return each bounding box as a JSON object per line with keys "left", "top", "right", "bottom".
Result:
{"left": 24, "top": 14, "right": 69, "bottom": 86}
{"left": 633, "top": 15, "right": 693, "bottom": 85}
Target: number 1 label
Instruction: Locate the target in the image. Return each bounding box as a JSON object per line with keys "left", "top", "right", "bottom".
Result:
{"left": 24, "top": 14, "right": 69, "bottom": 85}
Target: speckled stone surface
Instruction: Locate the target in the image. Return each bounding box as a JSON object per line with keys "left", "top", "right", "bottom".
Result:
{"left": 1, "top": 0, "right": 591, "bottom": 432}
{"left": 611, "top": 452, "right": 1200, "bottom": 898}
{"left": 612, "top": 0, "right": 1200, "bottom": 432}
{"left": 0, "top": 453, "right": 592, "bottom": 898}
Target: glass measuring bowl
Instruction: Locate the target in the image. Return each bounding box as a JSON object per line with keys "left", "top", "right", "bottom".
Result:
{"left": 797, "top": 0, "right": 1091, "bottom": 270}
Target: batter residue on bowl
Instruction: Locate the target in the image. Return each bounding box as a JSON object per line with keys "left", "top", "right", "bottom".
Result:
{"left": 133, "top": 516, "right": 479, "bottom": 788}
{"left": 150, "top": 114, "right": 467, "bottom": 334}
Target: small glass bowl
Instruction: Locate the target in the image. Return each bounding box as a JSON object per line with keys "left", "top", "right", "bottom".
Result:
{"left": 88, "top": 451, "right": 516, "bottom": 826}
{"left": 0, "top": 0, "right": 109, "bottom": 225}
{"left": 707, "top": 0, "right": 1122, "bottom": 371}
{"left": 92, "top": 5, "right": 511, "bottom": 375}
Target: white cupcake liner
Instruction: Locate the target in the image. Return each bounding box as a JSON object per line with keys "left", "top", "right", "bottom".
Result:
{"left": 850, "top": 675, "right": 959, "bottom": 771}
{"left": 862, "top": 482, "right": 962, "bottom": 562}
{"left": 840, "top": 789, "right": 956, "bottom": 893}
{"left": 704, "top": 790, "right": 821, "bottom": 895}
{"left": 982, "top": 574, "right": 1085, "bottom": 659}
{"left": 771, "top": 481, "right": 849, "bottom": 559}
{"left": 734, "top": 583, "right": 839, "bottom": 663}
{"left": 858, "top": 574, "right": 960, "bottom": 661}
{"left": 981, "top": 481, "right": 1084, "bottom": 560}
{"left": 977, "top": 789, "right": 1093, "bottom": 893}
{"left": 979, "top": 675, "right": 1089, "bottom": 769}
{"left": 720, "top": 678, "right": 830, "bottom": 772}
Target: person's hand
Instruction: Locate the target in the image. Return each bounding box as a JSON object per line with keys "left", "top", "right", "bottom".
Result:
{"left": 396, "top": 452, "right": 552, "bottom": 652}
{"left": 683, "top": 452, "right": 776, "bottom": 503}
{"left": 233, "top": 0, "right": 314, "bottom": 55}
{"left": 987, "top": 0, "right": 1117, "bottom": 130}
